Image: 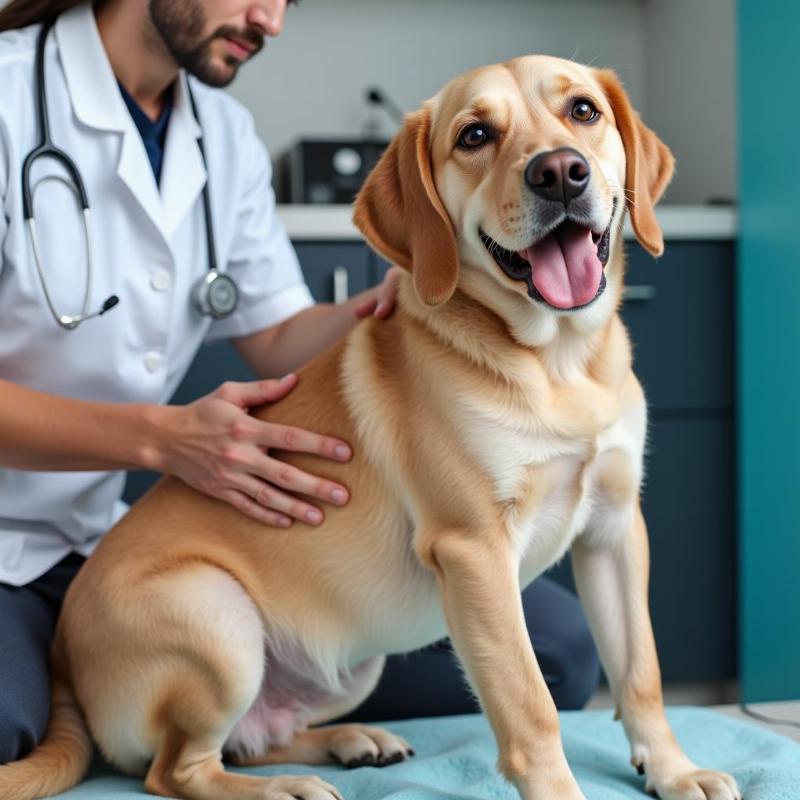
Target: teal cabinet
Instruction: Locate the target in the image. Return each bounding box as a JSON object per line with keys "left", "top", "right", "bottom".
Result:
{"left": 738, "top": 0, "right": 800, "bottom": 701}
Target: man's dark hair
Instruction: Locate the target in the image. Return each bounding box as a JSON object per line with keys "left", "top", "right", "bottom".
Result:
{"left": 0, "top": 0, "right": 299, "bottom": 34}
{"left": 0, "top": 0, "right": 87, "bottom": 32}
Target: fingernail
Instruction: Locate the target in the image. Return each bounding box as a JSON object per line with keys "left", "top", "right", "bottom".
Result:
{"left": 335, "top": 445, "right": 350, "bottom": 460}
{"left": 280, "top": 373, "right": 295, "bottom": 382}
{"left": 277, "top": 515, "right": 292, "bottom": 527}
{"left": 305, "top": 509, "right": 323, "bottom": 524}
{"left": 331, "top": 488, "right": 348, "bottom": 504}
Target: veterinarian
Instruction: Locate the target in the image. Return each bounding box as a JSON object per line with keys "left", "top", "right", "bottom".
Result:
{"left": 0, "top": 0, "right": 599, "bottom": 764}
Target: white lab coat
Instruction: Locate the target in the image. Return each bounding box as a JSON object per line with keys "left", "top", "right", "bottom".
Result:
{"left": 0, "top": 3, "right": 314, "bottom": 585}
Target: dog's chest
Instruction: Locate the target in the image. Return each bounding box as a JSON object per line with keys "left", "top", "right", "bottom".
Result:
{"left": 459, "top": 393, "right": 645, "bottom": 575}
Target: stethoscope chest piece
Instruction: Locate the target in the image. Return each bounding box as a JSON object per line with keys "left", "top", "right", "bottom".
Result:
{"left": 194, "top": 270, "right": 239, "bottom": 318}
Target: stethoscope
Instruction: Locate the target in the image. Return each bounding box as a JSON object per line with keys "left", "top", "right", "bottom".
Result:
{"left": 22, "top": 17, "right": 239, "bottom": 330}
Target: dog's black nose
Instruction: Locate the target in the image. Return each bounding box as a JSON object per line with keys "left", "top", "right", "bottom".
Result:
{"left": 525, "top": 148, "right": 590, "bottom": 205}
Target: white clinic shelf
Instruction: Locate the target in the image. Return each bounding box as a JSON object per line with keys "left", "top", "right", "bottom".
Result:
{"left": 277, "top": 204, "right": 737, "bottom": 242}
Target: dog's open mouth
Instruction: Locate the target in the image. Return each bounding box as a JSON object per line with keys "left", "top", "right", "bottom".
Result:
{"left": 480, "top": 217, "right": 612, "bottom": 311}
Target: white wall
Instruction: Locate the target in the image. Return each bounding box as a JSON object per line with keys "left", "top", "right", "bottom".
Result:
{"left": 0, "top": 0, "right": 735, "bottom": 203}
{"left": 228, "top": 0, "right": 646, "bottom": 160}
{"left": 641, "top": 0, "right": 736, "bottom": 203}
{"left": 228, "top": 0, "right": 736, "bottom": 204}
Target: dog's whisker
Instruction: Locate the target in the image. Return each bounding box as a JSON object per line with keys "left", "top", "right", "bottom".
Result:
{"left": 622, "top": 190, "right": 639, "bottom": 210}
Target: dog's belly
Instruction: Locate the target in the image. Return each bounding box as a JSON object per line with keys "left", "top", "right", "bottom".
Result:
{"left": 224, "top": 654, "right": 381, "bottom": 758}
{"left": 225, "top": 570, "right": 444, "bottom": 758}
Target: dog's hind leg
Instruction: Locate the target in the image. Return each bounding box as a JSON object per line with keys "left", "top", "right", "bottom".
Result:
{"left": 145, "top": 729, "right": 344, "bottom": 800}
{"left": 231, "top": 724, "right": 414, "bottom": 769}
{"left": 120, "top": 565, "right": 343, "bottom": 800}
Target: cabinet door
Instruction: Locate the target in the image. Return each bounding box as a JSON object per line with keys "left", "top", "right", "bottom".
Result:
{"left": 621, "top": 241, "right": 735, "bottom": 413}
{"left": 547, "top": 416, "right": 736, "bottom": 682}
{"left": 644, "top": 416, "right": 736, "bottom": 682}
{"left": 294, "top": 242, "right": 371, "bottom": 303}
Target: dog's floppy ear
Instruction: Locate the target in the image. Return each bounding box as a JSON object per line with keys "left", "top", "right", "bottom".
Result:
{"left": 354, "top": 108, "right": 459, "bottom": 307}
{"left": 595, "top": 69, "right": 675, "bottom": 257}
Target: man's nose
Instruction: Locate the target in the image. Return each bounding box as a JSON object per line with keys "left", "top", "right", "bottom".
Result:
{"left": 247, "top": 1, "right": 286, "bottom": 37}
{"left": 524, "top": 147, "right": 590, "bottom": 206}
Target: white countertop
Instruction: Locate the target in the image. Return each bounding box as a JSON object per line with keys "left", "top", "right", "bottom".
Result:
{"left": 277, "top": 204, "right": 737, "bottom": 242}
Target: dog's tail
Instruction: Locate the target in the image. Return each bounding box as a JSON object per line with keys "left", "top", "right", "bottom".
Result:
{"left": 0, "top": 671, "right": 93, "bottom": 800}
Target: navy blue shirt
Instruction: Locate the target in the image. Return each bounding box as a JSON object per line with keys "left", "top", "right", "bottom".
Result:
{"left": 118, "top": 82, "right": 173, "bottom": 186}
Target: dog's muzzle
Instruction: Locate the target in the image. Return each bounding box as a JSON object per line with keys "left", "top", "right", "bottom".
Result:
{"left": 480, "top": 200, "right": 615, "bottom": 312}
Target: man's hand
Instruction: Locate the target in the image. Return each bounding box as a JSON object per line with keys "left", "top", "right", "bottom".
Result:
{"left": 353, "top": 265, "right": 403, "bottom": 320}
{"left": 156, "top": 374, "right": 351, "bottom": 528}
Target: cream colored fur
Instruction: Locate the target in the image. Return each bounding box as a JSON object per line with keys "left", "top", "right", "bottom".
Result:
{"left": 0, "top": 55, "right": 740, "bottom": 800}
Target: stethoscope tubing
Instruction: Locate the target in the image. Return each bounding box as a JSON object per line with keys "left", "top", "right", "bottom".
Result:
{"left": 23, "top": 19, "right": 96, "bottom": 329}
{"left": 22, "top": 19, "right": 90, "bottom": 219}
{"left": 21, "top": 16, "right": 235, "bottom": 329}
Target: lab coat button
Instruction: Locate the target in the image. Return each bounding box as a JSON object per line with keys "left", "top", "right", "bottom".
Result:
{"left": 143, "top": 351, "right": 164, "bottom": 373}
{"left": 151, "top": 270, "right": 171, "bottom": 291}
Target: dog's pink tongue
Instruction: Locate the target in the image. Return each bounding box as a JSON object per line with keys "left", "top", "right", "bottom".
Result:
{"left": 521, "top": 222, "right": 602, "bottom": 309}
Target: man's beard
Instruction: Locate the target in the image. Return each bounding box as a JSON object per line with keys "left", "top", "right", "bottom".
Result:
{"left": 147, "top": 0, "right": 263, "bottom": 88}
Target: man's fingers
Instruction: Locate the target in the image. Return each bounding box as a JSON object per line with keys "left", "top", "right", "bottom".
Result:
{"left": 215, "top": 374, "right": 297, "bottom": 409}
{"left": 230, "top": 474, "right": 328, "bottom": 525}
{"left": 257, "top": 455, "right": 349, "bottom": 508}
{"left": 373, "top": 301, "right": 392, "bottom": 319}
{"left": 254, "top": 421, "right": 352, "bottom": 463}
{"left": 353, "top": 298, "right": 378, "bottom": 319}
{"left": 220, "top": 488, "right": 294, "bottom": 528}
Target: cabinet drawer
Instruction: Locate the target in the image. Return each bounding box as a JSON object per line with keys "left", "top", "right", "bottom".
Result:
{"left": 621, "top": 241, "right": 735, "bottom": 413}
{"left": 294, "top": 242, "right": 371, "bottom": 303}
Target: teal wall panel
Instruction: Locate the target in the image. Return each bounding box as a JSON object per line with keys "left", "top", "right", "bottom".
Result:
{"left": 738, "top": 0, "right": 800, "bottom": 700}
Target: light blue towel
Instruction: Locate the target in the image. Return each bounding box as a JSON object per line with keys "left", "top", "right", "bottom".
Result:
{"left": 53, "top": 707, "right": 800, "bottom": 799}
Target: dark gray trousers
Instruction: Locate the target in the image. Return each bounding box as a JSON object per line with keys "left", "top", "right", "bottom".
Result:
{"left": 0, "top": 552, "right": 85, "bottom": 764}
{"left": 0, "top": 558, "right": 598, "bottom": 763}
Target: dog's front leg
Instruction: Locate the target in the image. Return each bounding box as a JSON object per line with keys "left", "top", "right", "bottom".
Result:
{"left": 571, "top": 504, "right": 740, "bottom": 800}
{"left": 420, "top": 529, "right": 587, "bottom": 800}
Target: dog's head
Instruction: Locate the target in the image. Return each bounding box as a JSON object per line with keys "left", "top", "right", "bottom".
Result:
{"left": 354, "top": 56, "right": 674, "bottom": 338}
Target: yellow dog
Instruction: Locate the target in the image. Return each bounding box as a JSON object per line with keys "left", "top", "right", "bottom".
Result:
{"left": 1, "top": 55, "right": 740, "bottom": 800}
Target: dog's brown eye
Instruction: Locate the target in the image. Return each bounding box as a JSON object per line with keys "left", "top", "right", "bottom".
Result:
{"left": 571, "top": 99, "right": 599, "bottom": 123}
{"left": 458, "top": 124, "right": 491, "bottom": 148}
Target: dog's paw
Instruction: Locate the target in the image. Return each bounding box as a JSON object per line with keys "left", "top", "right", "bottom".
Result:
{"left": 325, "top": 724, "right": 414, "bottom": 768}
{"left": 512, "top": 771, "right": 588, "bottom": 800}
{"left": 643, "top": 766, "right": 741, "bottom": 800}
{"left": 262, "top": 774, "right": 344, "bottom": 800}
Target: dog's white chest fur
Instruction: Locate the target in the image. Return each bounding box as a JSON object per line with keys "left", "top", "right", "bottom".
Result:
{"left": 458, "top": 388, "right": 646, "bottom": 583}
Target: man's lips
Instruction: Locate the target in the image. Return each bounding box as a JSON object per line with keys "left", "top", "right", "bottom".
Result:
{"left": 480, "top": 215, "right": 613, "bottom": 311}
{"left": 224, "top": 36, "right": 257, "bottom": 59}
